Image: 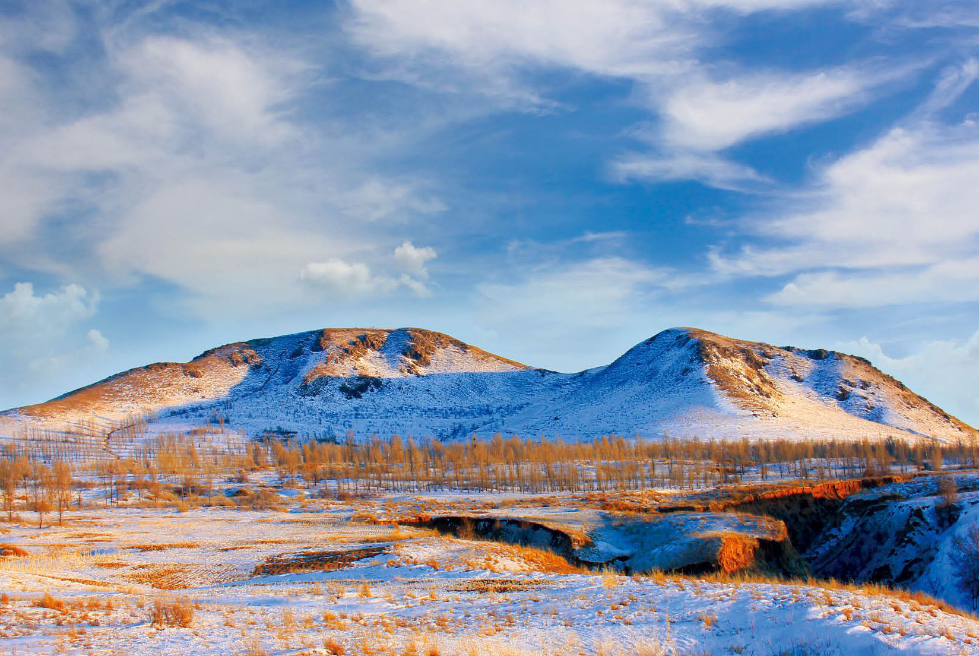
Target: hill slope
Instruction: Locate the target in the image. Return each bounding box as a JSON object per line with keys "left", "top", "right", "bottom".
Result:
{"left": 1, "top": 327, "right": 974, "bottom": 443}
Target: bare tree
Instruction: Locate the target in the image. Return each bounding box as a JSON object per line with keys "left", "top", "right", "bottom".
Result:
{"left": 30, "top": 462, "right": 53, "bottom": 529}
{"left": 950, "top": 525, "right": 979, "bottom": 611}
{"left": 52, "top": 461, "right": 72, "bottom": 525}
{"left": 0, "top": 460, "right": 17, "bottom": 522}
{"left": 937, "top": 476, "right": 959, "bottom": 507}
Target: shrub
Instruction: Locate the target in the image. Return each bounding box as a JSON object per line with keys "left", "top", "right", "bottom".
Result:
{"left": 698, "top": 611, "right": 718, "bottom": 630}
{"left": 151, "top": 597, "right": 194, "bottom": 628}
{"left": 242, "top": 637, "right": 270, "bottom": 656}
{"left": 937, "top": 476, "right": 959, "bottom": 506}
{"left": 34, "top": 592, "right": 66, "bottom": 612}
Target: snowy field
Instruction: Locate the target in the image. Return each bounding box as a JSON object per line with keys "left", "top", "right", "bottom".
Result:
{"left": 0, "top": 496, "right": 977, "bottom": 656}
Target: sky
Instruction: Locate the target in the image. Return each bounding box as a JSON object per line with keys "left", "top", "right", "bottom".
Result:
{"left": 0, "top": 0, "right": 978, "bottom": 426}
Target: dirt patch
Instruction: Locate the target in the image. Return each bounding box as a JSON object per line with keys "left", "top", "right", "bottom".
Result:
{"left": 253, "top": 546, "right": 388, "bottom": 576}
{"left": 686, "top": 329, "right": 779, "bottom": 413}
{"left": 449, "top": 578, "right": 546, "bottom": 594}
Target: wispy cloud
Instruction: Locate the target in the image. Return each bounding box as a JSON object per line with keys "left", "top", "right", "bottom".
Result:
{"left": 0, "top": 282, "right": 106, "bottom": 403}
{"left": 0, "top": 6, "right": 447, "bottom": 317}
{"left": 347, "top": 0, "right": 901, "bottom": 189}
{"left": 707, "top": 59, "right": 979, "bottom": 310}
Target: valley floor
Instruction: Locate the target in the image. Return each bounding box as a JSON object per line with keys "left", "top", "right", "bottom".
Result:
{"left": 0, "top": 498, "right": 977, "bottom": 656}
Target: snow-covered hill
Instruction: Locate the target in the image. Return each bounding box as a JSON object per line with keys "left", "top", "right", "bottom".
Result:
{"left": 1, "top": 326, "right": 975, "bottom": 442}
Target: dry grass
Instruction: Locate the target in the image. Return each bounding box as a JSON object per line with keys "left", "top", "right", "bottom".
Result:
{"left": 150, "top": 596, "right": 195, "bottom": 628}
{"left": 0, "top": 549, "right": 111, "bottom": 575}
{"left": 698, "top": 611, "right": 718, "bottom": 630}
{"left": 129, "top": 542, "right": 199, "bottom": 552}
{"left": 34, "top": 592, "right": 67, "bottom": 612}
{"left": 241, "top": 636, "right": 270, "bottom": 656}
{"left": 0, "top": 543, "right": 29, "bottom": 557}
{"left": 449, "top": 578, "right": 544, "bottom": 594}
{"left": 601, "top": 567, "right": 624, "bottom": 589}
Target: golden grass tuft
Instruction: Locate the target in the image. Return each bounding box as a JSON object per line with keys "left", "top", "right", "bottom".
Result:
{"left": 34, "top": 592, "right": 67, "bottom": 612}
{"left": 150, "top": 596, "right": 195, "bottom": 628}
{"left": 0, "top": 543, "right": 29, "bottom": 558}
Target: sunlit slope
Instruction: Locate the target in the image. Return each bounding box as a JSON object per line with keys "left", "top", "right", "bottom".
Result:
{"left": 2, "top": 327, "right": 974, "bottom": 442}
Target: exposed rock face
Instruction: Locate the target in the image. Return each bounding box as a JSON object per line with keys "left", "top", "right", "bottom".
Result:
{"left": 410, "top": 516, "right": 584, "bottom": 561}
{"left": 805, "top": 473, "right": 979, "bottom": 609}
{"left": 2, "top": 327, "right": 974, "bottom": 443}
{"left": 664, "top": 477, "right": 913, "bottom": 552}
{"left": 412, "top": 511, "right": 806, "bottom": 577}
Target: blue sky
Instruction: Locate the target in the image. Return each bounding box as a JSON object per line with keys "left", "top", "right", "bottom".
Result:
{"left": 1, "top": 0, "right": 978, "bottom": 425}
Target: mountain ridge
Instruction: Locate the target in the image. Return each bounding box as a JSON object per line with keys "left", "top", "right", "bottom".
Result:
{"left": 1, "top": 326, "right": 974, "bottom": 443}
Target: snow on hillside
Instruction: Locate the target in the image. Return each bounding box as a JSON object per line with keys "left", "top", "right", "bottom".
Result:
{"left": 1, "top": 326, "right": 975, "bottom": 443}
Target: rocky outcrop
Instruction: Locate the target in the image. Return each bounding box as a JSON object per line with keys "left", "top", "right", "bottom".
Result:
{"left": 804, "top": 473, "right": 979, "bottom": 609}
{"left": 412, "top": 511, "right": 806, "bottom": 578}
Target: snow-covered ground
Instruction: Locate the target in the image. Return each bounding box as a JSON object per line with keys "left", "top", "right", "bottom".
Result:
{"left": 0, "top": 499, "right": 977, "bottom": 655}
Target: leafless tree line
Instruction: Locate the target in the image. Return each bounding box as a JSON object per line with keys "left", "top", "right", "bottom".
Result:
{"left": 0, "top": 430, "right": 974, "bottom": 514}
{"left": 68, "top": 431, "right": 974, "bottom": 495}
{"left": 0, "top": 456, "right": 72, "bottom": 527}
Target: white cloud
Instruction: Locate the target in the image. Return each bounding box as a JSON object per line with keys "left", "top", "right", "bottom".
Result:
{"left": 769, "top": 124, "right": 979, "bottom": 253}
{"left": 612, "top": 150, "right": 768, "bottom": 190}
{"left": 768, "top": 260, "right": 979, "bottom": 308}
{"left": 660, "top": 70, "right": 867, "bottom": 152}
{"left": 394, "top": 241, "right": 437, "bottom": 278}
{"left": 614, "top": 67, "right": 896, "bottom": 186}
{"left": 347, "top": 0, "right": 836, "bottom": 84}
{"left": 398, "top": 274, "right": 433, "bottom": 298}
{"left": 913, "top": 59, "right": 979, "bottom": 119}
{"left": 729, "top": 120, "right": 979, "bottom": 304}
{"left": 348, "top": 0, "right": 882, "bottom": 188}
{"left": 0, "top": 282, "right": 99, "bottom": 340}
{"left": 122, "top": 36, "right": 304, "bottom": 144}
{"left": 0, "top": 10, "right": 451, "bottom": 315}
{"left": 347, "top": 0, "right": 690, "bottom": 82}
{"left": 300, "top": 240, "right": 437, "bottom": 297}
{"left": 707, "top": 64, "right": 979, "bottom": 308}
{"left": 98, "top": 179, "right": 346, "bottom": 309}
{"left": 838, "top": 333, "right": 979, "bottom": 427}
{"left": 300, "top": 259, "right": 398, "bottom": 296}
{"left": 341, "top": 180, "right": 447, "bottom": 223}
{"left": 0, "top": 281, "right": 107, "bottom": 407}
{"left": 0, "top": 1, "right": 77, "bottom": 56}
{"left": 86, "top": 328, "right": 109, "bottom": 352}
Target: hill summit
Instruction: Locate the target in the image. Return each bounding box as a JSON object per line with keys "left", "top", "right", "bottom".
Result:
{"left": 2, "top": 327, "right": 974, "bottom": 443}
